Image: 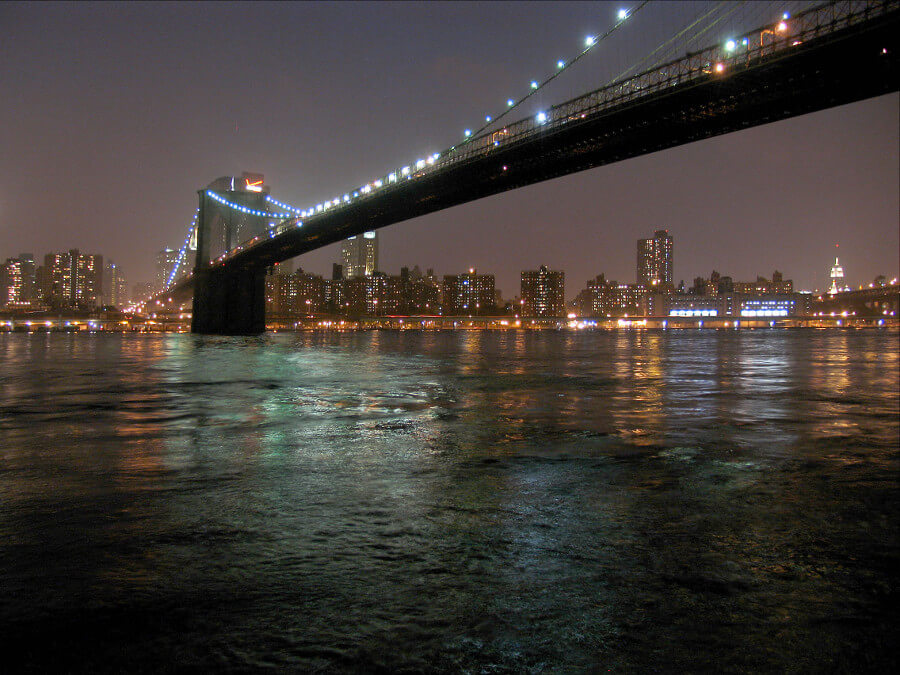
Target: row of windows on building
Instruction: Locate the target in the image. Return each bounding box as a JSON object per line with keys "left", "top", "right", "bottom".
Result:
{"left": 1, "top": 251, "right": 127, "bottom": 310}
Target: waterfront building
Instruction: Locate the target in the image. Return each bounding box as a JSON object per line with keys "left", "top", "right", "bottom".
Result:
{"left": 732, "top": 270, "right": 794, "bottom": 295}
{"left": 365, "top": 272, "right": 403, "bottom": 315}
{"left": 665, "top": 292, "right": 809, "bottom": 317}
{"left": 637, "top": 229, "right": 673, "bottom": 290}
{"left": 16, "top": 254, "right": 36, "bottom": 302}
{"left": 327, "top": 271, "right": 405, "bottom": 316}
{"left": 400, "top": 266, "right": 441, "bottom": 315}
{"left": 266, "top": 269, "right": 327, "bottom": 320}
{"left": 442, "top": 269, "right": 495, "bottom": 315}
{"left": 1, "top": 258, "right": 24, "bottom": 306}
{"left": 521, "top": 265, "right": 565, "bottom": 317}
{"left": 42, "top": 250, "right": 103, "bottom": 309}
{"left": 341, "top": 231, "right": 378, "bottom": 279}
{"left": 575, "top": 274, "right": 649, "bottom": 317}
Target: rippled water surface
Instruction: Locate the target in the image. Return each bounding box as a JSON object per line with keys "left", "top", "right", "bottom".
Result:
{"left": 1, "top": 330, "right": 898, "bottom": 673}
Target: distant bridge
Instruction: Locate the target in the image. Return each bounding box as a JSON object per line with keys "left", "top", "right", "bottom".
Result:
{"left": 151, "top": 1, "right": 898, "bottom": 334}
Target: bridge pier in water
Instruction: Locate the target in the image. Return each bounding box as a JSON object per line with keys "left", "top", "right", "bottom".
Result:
{"left": 191, "top": 179, "right": 270, "bottom": 335}
{"left": 192, "top": 265, "right": 267, "bottom": 335}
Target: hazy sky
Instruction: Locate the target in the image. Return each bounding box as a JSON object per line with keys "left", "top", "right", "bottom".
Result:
{"left": 2, "top": 1, "right": 897, "bottom": 297}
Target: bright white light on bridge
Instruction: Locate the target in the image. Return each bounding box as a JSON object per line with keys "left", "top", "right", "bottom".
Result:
{"left": 507, "top": 99, "right": 515, "bottom": 107}
{"left": 618, "top": 9, "right": 628, "bottom": 20}
{"left": 464, "top": 129, "right": 471, "bottom": 137}
{"left": 777, "top": 21, "right": 787, "bottom": 32}
{"left": 557, "top": 60, "right": 565, "bottom": 68}
{"left": 374, "top": 179, "right": 383, "bottom": 188}
{"left": 783, "top": 12, "right": 790, "bottom": 19}
{"left": 401, "top": 166, "right": 410, "bottom": 175}
{"left": 530, "top": 80, "right": 539, "bottom": 89}
{"left": 585, "top": 36, "right": 595, "bottom": 47}
{"left": 485, "top": 115, "right": 491, "bottom": 122}
{"left": 725, "top": 40, "right": 736, "bottom": 51}
{"left": 536, "top": 111, "right": 548, "bottom": 123}
{"left": 715, "top": 63, "right": 725, "bottom": 73}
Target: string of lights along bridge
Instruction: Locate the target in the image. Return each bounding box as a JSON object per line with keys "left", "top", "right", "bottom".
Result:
{"left": 157, "top": 1, "right": 882, "bottom": 295}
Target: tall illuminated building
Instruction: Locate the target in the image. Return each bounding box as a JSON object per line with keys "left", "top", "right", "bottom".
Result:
{"left": 521, "top": 265, "right": 566, "bottom": 316}
{"left": 341, "top": 231, "right": 378, "bottom": 279}
{"left": 637, "top": 229, "right": 673, "bottom": 289}
{"left": 103, "top": 261, "right": 128, "bottom": 308}
{"left": 829, "top": 256, "right": 845, "bottom": 295}
{"left": 442, "top": 268, "right": 495, "bottom": 315}
{"left": 156, "top": 248, "right": 180, "bottom": 292}
{"left": 43, "top": 250, "right": 103, "bottom": 308}
{"left": 17, "top": 254, "right": 35, "bottom": 301}
{"left": 1, "top": 258, "right": 24, "bottom": 306}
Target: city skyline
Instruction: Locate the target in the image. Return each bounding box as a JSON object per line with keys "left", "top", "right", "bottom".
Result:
{"left": 1, "top": 2, "right": 897, "bottom": 298}
{"left": 3, "top": 227, "right": 896, "bottom": 313}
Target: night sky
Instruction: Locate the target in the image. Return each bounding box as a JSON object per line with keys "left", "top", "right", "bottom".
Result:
{"left": 2, "top": 1, "right": 897, "bottom": 297}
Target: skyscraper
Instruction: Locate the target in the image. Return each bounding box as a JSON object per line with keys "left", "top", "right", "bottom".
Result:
{"left": 42, "top": 250, "right": 103, "bottom": 308}
{"left": 103, "top": 261, "right": 128, "bottom": 308}
{"left": 156, "top": 248, "right": 180, "bottom": 292}
{"left": 637, "top": 229, "right": 673, "bottom": 289}
{"left": 521, "top": 265, "right": 566, "bottom": 317}
{"left": 17, "top": 254, "right": 35, "bottom": 302}
{"left": 829, "top": 257, "right": 845, "bottom": 294}
{"left": 1, "top": 258, "right": 24, "bottom": 306}
{"left": 341, "top": 231, "right": 378, "bottom": 279}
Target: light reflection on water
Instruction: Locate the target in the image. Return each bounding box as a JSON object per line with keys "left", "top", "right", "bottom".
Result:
{"left": 0, "top": 330, "right": 897, "bottom": 672}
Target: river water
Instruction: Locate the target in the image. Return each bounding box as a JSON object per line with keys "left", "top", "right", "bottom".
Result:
{"left": 1, "top": 330, "right": 897, "bottom": 672}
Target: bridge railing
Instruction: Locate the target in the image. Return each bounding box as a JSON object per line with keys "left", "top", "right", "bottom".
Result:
{"left": 216, "top": 0, "right": 896, "bottom": 267}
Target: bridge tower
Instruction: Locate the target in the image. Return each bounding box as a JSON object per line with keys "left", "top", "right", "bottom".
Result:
{"left": 192, "top": 174, "right": 271, "bottom": 335}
